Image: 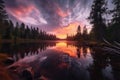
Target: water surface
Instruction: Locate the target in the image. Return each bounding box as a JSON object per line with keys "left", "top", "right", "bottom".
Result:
{"left": 0, "top": 41, "right": 119, "bottom": 80}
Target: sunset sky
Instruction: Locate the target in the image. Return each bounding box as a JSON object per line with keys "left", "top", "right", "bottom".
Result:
{"left": 5, "top": 0, "right": 100, "bottom": 39}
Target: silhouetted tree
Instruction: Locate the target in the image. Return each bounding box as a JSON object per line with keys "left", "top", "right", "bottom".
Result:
{"left": 112, "top": 0, "right": 120, "bottom": 24}
{"left": 0, "top": 0, "right": 8, "bottom": 22}
{"left": 13, "top": 22, "right": 19, "bottom": 41}
{"left": 25, "top": 25, "right": 30, "bottom": 39}
{"left": 19, "top": 23, "right": 25, "bottom": 38}
{"left": 77, "top": 25, "right": 81, "bottom": 34}
{"left": 2, "top": 21, "right": 11, "bottom": 39}
{"left": 75, "top": 25, "right": 82, "bottom": 40}
{"left": 88, "top": 0, "right": 107, "bottom": 42}
{"left": 0, "top": 0, "right": 8, "bottom": 39}
{"left": 107, "top": 0, "right": 120, "bottom": 42}
{"left": 82, "top": 25, "right": 88, "bottom": 41}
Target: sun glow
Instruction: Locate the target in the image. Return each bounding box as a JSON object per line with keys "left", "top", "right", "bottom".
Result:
{"left": 54, "top": 22, "right": 80, "bottom": 39}
{"left": 57, "top": 34, "right": 67, "bottom": 39}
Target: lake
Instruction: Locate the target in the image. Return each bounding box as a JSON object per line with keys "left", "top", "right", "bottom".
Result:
{"left": 0, "top": 41, "right": 120, "bottom": 80}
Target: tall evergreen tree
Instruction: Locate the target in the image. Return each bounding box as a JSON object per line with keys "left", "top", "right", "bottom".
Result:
{"left": 13, "top": 22, "right": 19, "bottom": 40}
{"left": 0, "top": 0, "right": 8, "bottom": 38}
{"left": 2, "top": 20, "right": 10, "bottom": 39}
{"left": 25, "top": 25, "right": 30, "bottom": 39}
{"left": 0, "top": 0, "right": 8, "bottom": 22}
{"left": 75, "top": 25, "right": 82, "bottom": 40}
{"left": 20, "top": 23, "right": 25, "bottom": 38}
{"left": 112, "top": 0, "right": 120, "bottom": 24}
{"left": 83, "top": 25, "right": 88, "bottom": 41}
{"left": 88, "top": 0, "right": 107, "bottom": 42}
{"left": 8, "top": 20, "right": 14, "bottom": 38}
{"left": 108, "top": 0, "right": 120, "bottom": 42}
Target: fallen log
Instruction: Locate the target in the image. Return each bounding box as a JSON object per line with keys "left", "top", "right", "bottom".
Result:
{"left": 103, "top": 39, "right": 120, "bottom": 55}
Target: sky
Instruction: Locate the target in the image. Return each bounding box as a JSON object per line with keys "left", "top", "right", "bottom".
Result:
{"left": 5, "top": 0, "right": 93, "bottom": 39}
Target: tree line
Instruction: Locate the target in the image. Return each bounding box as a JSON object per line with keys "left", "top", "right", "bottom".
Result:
{"left": 67, "top": 0, "right": 120, "bottom": 43}
{"left": 67, "top": 25, "right": 89, "bottom": 41}
{"left": 0, "top": 0, "right": 57, "bottom": 41}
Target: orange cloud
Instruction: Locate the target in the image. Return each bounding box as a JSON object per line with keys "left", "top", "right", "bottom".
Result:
{"left": 52, "top": 22, "right": 82, "bottom": 39}
{"left": 52, "top": 21, "right": 92, "bottom": 39}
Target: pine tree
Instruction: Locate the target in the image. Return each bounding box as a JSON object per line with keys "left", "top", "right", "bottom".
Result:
{"left": 8, "top": 20, "right": 14, "bottom": 38}
{"left": 25, "top": 26, "right": 30, "bottom": 39}
{"left": 88, "top": 0, "right": 107, "bottom": 42}
{"left": 83, "top": 25, "right": 88, "bottom": 41}
{"left": 20, "top": 23, "right": 25, "bottom": 38}
{"left": 75, "top": 25, "right": 82, "bottom": 40}
{"left": 13, "top": 22, "right": 19, "bottom": 41}
{"left": 77, "top": 25, "right": 81, "bottom": 34}
{"left": 112, "top": 0, "right": 120, "bottom": 24}
{"left": 0, "top": 0, "right": 8, "bottom": 22}
{"left": 0, "top": 0, "right": 8, "bottom": 39}
{"left": 108, "top": 0, "right": 120, "bottom": 42}
{"left": 2, "top": 20, "right": 10, "bottom": 39}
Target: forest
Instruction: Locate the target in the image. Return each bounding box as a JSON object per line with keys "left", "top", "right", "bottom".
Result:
{"left": 0, "top": 0, "right": 57, "bottom": 42}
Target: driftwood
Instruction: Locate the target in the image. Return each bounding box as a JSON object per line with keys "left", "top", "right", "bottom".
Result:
{"left": 103, "top": 39, "right": 120, "bottom": 55}
{"left": 114, "top": 41, "right": 120, "bottom": 47}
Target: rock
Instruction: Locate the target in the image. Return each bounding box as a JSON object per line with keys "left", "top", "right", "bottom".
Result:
{"left": 21, "top": 67, "right": 34, "bottom": 80}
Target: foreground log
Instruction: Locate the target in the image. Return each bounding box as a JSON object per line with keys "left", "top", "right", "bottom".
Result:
{"left": 103, "top": 39, "right": 120, "bottom": 55}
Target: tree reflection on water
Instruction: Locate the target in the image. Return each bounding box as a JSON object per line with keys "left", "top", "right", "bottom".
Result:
{"left": 0, "top": 41, "right": 119, "bottom": 80}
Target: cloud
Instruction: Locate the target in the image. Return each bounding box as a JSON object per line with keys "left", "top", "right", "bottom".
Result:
{"left": 52, "top": 22, "right": 80, "bottom": 39}
{"left": 5, "top": 0, "right": 93, "bottom": 36}
{"left": 56, "top": 4, "right": 69, "bottom": 18}
{"left": 6, "top": 0, "right": 47, "bottom": 25}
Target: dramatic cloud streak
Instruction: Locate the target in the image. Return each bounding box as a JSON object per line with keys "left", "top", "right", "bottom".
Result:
{"left": 5, "top": 0, "right": 93, "bottom": 39}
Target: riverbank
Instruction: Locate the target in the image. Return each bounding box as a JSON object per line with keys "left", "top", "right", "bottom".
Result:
{"left": 0, "top": 39, "right": 59, "bottom": 43}
{"left": 0, "top": 53, "right": 12, "bottom": 80}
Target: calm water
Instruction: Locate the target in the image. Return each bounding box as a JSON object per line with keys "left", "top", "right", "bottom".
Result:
{"left": 0, "top": 41, "right": 120, "bottom": 80}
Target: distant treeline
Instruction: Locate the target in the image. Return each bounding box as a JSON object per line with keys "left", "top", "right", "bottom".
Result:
{"left": 0, "top": 21, "right": 57, "bottom": 40}
{"left": 67, "top": 25, "right": 89, "bottom": 41}
{"left": 0, "top": 0, "right": 57, "bottom": 41}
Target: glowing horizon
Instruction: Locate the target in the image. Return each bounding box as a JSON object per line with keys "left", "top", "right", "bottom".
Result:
{"left": 51, "top": 22, "right": 92, "bottom": 39}
{"left": 5, "top": 0, "right": 93, "bottom": 39}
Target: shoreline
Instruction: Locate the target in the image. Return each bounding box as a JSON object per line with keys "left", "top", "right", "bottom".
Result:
{"left": 0, "top": 39, "right": 106, "bottom": 47}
